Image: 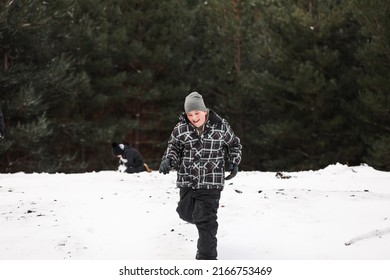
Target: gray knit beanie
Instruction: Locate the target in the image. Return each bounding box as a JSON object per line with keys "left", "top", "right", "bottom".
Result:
{"left": 184, "top": 92, "right": 207, "bottom": 113}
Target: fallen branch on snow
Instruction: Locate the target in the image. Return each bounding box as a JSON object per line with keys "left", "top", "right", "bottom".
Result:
{"left": 345, "top": 227, "right": 390, "bottom": 246}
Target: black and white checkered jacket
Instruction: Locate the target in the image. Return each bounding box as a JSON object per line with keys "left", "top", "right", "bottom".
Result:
{"left": 162, "top": 110, "right": 242, "bottom": 190}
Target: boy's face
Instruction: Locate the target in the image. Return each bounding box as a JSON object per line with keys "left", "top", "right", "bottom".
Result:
{"left": 186, "top": 110, "right": 208, "bottom": 128}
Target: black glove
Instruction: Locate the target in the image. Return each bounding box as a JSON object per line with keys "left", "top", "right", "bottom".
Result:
{"left": 225, "top": 163, "right": 238, "bottom": 180}
{"left": 159, "top": 158, "right": 172, "bottom": 175}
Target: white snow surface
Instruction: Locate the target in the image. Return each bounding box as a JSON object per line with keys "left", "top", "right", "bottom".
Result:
{"left": 1, "top": 163, "right": 390, "bottom": 260}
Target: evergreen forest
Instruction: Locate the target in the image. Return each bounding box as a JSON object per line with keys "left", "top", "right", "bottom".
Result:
{"left": 1, "top": 0, "right": 389, "bottom": 173}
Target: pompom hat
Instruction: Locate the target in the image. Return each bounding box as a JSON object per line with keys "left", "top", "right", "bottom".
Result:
{"left": 112, "top": 142, "right": 125, "bottom": 156}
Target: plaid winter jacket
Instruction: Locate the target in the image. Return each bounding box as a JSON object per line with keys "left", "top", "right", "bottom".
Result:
{"left": 163, "top": 110, "right": 242, "bottom": 190}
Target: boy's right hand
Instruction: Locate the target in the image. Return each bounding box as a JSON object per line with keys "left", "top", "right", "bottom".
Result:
{"left": 159, "top": 158, "right": 172, "bottom": 174}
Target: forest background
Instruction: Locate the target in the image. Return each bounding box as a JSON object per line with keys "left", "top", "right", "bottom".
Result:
{"left": 0, "top": 0, "right": 389, "bottom": 173}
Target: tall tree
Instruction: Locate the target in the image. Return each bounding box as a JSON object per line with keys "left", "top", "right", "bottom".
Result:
{"left": 349, "top": 0, "right": 390, "bottom": 170}
{"left": 0, "top": 0, "right": 88, "bottom": 172}
{"left": 253, "top": 0, "right": 363, "bottom": 170}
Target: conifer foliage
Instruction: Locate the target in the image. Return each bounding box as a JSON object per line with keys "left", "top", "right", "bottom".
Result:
{"left": 1, "top": 0, "right": 88, "bottom": 172}
{"left": 349, "top": 0, "right": 390, "bottom": 170}
{"left": 253, "top": 0, "right": 364, "bottom": 170}
{"left": 0, "top": 0, "right": 389, "bottom": 172}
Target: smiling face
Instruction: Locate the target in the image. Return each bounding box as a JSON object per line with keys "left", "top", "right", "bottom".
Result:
{"left": 186, "top": 110, "right": 208, "bottom": 128}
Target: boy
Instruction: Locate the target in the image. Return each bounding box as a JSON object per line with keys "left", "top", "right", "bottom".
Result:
{"left": 159, "top": 91, "right": 242, "bottom": 260}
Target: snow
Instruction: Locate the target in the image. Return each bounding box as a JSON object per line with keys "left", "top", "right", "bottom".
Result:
{"left": 0, "top": 163, "right": 390, "bottom": 260}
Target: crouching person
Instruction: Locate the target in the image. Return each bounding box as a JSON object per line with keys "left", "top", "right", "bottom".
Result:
{"left": 159, "top": 92, "right": 242, "bottom": 260}
{"left": 112, "top": 142, "right": 152, "bottom": 173}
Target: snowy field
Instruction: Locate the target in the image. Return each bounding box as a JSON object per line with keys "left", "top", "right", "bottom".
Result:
{"left": 0, "top": 163, "right": 390, "bottom": 260}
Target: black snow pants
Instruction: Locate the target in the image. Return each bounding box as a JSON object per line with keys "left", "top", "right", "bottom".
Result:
{"left": 176, "top": 187, "right": 221, "bottom": 260}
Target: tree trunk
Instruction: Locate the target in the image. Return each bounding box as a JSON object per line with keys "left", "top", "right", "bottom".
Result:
{"left": 2, "top": 49, "right": 9, "bottom": 72}
{"left": 232, "top": 0, "right": 241, "bottom": 75}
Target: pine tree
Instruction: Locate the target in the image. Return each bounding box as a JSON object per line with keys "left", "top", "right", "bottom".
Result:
{"left": 0, "top": 0, "right": 86, "bottom": 172}
{"left": 1, "top": 0, "right": 209, "bottom": 172}
{"left": 349, "top": 0, "right": 390, "bottom": 170}
{"left": 252, "top": 0, "right": 364, "bottom": 170}
{"left": 50, "top": 0, "right": 205, "bottom": 170}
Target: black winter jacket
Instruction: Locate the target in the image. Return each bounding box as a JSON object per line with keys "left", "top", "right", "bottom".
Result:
{"left": 121, "top": 144, "right": 145, "bottom": 169}
{"left": 163, "top": 110, "right": 242, "bottom": 190}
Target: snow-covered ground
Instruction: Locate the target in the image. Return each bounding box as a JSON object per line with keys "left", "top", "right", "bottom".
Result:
{"left": 0, "top": 163, "right": 389, "bottom": 260}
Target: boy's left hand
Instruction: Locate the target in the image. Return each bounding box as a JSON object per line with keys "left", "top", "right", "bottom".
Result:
{"left": 225, "top": 163, "right": 238, "bottom": 180}
{"left": 119, "top": 156, "right": 128, "bottom": 164}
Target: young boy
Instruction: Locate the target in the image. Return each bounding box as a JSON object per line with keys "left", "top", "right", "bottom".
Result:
{"left": 112, "top": 142, "right": 152, "bottom": 173}
{"left": 159, "top": 91, "right": 242, "bottom": 260}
